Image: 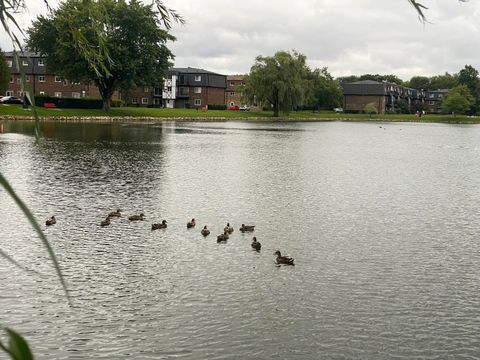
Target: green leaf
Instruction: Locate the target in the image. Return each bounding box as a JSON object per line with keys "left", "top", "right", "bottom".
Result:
{"left": 4, "top": 328, "right": 34, "bottom": 360}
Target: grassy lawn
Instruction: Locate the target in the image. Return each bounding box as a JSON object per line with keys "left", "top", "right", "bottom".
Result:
{"left": 1, "top": 104, "right": 479, "bottom": 123}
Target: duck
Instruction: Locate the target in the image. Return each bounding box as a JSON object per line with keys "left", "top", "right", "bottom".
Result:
{"left": 108, "top": 208, "right": 121, "bottom": 218}
{"left": 224, "top": 222, "right": 234, "bottom": 234}
{"left": 240, "top": 224, "right": 255, "bottom": 232}
{"left": 100, "top": 217, "right": 111, "bottom": 227}
{"left": 128, "top": 213, "right": 145, "bottom": 221}
{"left": 274, "top": 250, "right": 295, "bottom": 266}
{"left": 187, "top": 218, "right": 196, "bottom": 228}
{"left": 201, "top": 225, "right": 210, "bottom": 236}
{"left": 251, "top": 236, "right": 261, "bottom": 251}
{"left": 46, "top": 216, "right": 56, "bottom": 226}
{"left": 217, "top": 231, "right": 229, "bottom": 243}
{"left": 152, "top": 220, "right": 167, "bottom": 230}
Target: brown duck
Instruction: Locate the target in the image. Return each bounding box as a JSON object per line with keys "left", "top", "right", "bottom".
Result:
{"left": 46, "top": 216, "right": 56, "bottom": 226}
{"left": 251, "top": 236, "right": 261, "bottom": 251}
{"left": 201, "top": 225, "right": 210, "bottom": 236}
{"left": 152, "top": 220, "right": 167, "bottom": 230}
{"left": 100, "top": 217, "right": 111, "bottom": 227}
{"left": 274, "top": 250, "right": 295, "bottom": 266}
{"left": 217, "top": 231, "right": 229, "bottom": 242}
{"left": 128, "top": 213, "right": 145, "bottom": 221}
{"left": 240, "top": 224, "right": 255, "bottom": 232}
{"left": 108, "top": 209, "right": 121, "bottom": 218}
{"left": 187, "top": 218, "right": 196, "bottom": 228}
{"left": 224, "top": 223, "right": 234, "bottom": 234}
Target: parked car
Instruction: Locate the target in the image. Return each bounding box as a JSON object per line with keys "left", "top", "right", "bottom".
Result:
{"left": 228, "top": 105, "right": 239, "bottom": 110}
{"left": 333, "top": 107, "right": 344, "bottom": 113}
{"left": 239, "top": 104, "right": 250, "bottom": 111}
{"left": 0, "top": 96, "right": 23, "bottom": 104}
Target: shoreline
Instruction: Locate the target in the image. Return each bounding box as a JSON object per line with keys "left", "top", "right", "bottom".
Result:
{"left": 1, "top": 115, "right": 480, "bottom": 124}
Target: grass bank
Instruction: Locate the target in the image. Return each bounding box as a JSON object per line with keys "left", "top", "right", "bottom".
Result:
{"left": 1, "top": 104, "right": 479, "bottom": 123}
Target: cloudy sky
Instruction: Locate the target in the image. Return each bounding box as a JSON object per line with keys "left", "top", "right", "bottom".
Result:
{"left": 3, "top": 0, "right": 480, "bottom": 80}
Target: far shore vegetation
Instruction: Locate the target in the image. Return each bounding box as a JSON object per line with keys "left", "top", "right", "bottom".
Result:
{"left": 1, "top": 104, "right": 480, "bottom": 123}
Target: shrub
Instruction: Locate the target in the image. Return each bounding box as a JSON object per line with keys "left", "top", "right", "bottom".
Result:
{"left": 35, "top": 95, "right": 103, "bottom": 109}
{"left": 207, "top": 104, "right": 227, "bottom": 110}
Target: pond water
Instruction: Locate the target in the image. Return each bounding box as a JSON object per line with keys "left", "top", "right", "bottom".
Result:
{"left": 1, "top": 120, "right": 480, "bottom": 359}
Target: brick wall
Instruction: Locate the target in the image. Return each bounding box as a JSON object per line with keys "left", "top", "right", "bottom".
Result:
{"left": 225, "top": 78, "right": 244, "bottom": 107}
{"left": 344, "top": 95, "right": 387, "bottom": 114}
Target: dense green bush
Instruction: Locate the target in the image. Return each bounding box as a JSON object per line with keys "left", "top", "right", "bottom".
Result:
{"left": 207, "top": 104, "right": 227, "bottom": 110}
{"left": 35, "top": 95, "right": 103, "bottom": 109}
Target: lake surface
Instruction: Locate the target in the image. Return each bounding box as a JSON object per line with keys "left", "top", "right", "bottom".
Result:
{"left": 1, "top": 120, "right": 480, "bottom": 359}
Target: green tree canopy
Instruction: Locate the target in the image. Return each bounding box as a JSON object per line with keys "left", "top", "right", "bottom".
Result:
{"left": 363, "top": 102, "right": 378, "bottom": 117}
{"left": 441, "top": 85, "right": 474, "bottom": 116}
{"left": 243, "top": 50, "right": 309, "bottom": 117}
{"left": 406, "top": 76, "right": 430, "bottom": 90}
{"left": 0, "top": 49, "right": 9, "bottom": 95}
{"left": 306, "top": 67, "right": 343, "bottom": 110}
{"left": 27, "top": 0, "right": 175, "bottom": 111}
{"left": 458, "top": 64, "right": 480, "bottom": 114}
{"left": 429, "top": 73, "right": 458, "bottom": 90}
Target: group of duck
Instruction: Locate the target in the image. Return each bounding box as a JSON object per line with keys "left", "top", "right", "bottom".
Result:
{"left": 45, "top": 210, "right": 295, "bottom": 266}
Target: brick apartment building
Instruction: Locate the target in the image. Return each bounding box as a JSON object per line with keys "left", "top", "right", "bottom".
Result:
{"left": 3, "top": 51, "right": 111, "bottom": 99}
{"left": 225, "top": 75, "right": 245, "bottom": 108}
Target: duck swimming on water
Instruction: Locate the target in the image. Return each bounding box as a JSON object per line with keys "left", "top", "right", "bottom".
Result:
{"left": 224, "top": 223, "right": 234, "bottom": 234}
{"left": 217, "top": 231, "right": 229, "bottom": 242}
{"left": 201, "top": 225, "right": 210, "bottom": 236}
{"left": 128, "top": 213, "right": 145, "bottom": 221}
{"left": 108, "top": 209, "right": 121, "bottom": 218}
{"left": 274, "top": 250, "right": 295, "bottom": 266}
{"left": 240, "top": 224, "right": 255, "bottom": 232}
{"left": 187, "top": 218, "right": 196, "bottom": 228}
{"left": 46, "top": 216, "right": 56, "bottom": 226}
{"left": 251, "top": 236, "right": 261, "bottom": 251}
{"left": 152, "top": 220, "right": 167, "bottom": 230}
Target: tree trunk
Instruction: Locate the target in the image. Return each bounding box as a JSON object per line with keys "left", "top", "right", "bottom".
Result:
{"left": 97, "top": 78, "right": 115, "bottom": 112}
{"left": 273, "top": 91, "right": 280, "bottom": 117}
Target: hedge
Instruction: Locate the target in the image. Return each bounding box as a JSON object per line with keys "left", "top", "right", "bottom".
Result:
{"left": 34, "top": 95, "right": 122, "bottom": 109}
{"left": 207, "top": 104, "right": 227, "bottom": 110}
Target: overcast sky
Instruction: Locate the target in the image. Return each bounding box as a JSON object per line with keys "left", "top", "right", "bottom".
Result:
{"left": 3, "top": 0, "right": 479, "bottom": 80}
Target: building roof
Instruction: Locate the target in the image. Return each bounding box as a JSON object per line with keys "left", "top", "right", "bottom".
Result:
{"left": 169, "top": 67, "right": 223, "bottom": 76}
{"left": 4, "top": 51, "right": 41, "bottom": 58}
{"left": 227, "top": 75, "right": 246, "bottom": 81}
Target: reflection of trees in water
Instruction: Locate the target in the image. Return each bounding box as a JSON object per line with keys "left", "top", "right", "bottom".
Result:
{"left": 3, "top": 122, "right": 168, "bottom": 204}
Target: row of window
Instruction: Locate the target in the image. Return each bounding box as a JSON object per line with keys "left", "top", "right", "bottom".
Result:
{"left": 130, "top": 98, "right": 202, "bottom": 105}
{"left": 5, "top": 90, "right": 82, "bottom": 98}
{"left": 7, "top": 59, "right": 45, "bottom": 67}
{"left": 9, "top": 75, "right": 80, "bottom": 85}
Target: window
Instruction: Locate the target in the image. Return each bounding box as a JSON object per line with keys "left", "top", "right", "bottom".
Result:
{"left": 55, "top": 76, "right": 61, "bottom": 82}
{"left": 194, "top": 87, "right": 201, "bottom": 94}
{"left": 230, "top": 102, "right": 234, "bottom": 106}
{"left": 154, "top": 98, "right": 161, "bottom": 105}
{"left": 63, "top": 80, "right": 68, "bottom": 86}
{"left": 438, "top": 94, "right": 443, "bottom": 99}
{"left": 429, "top": 94, "right": 435, "bottom": 98}
{"left": 194, "top": 99, "right": 201, "bottom": 106}
{"left": 230, "top": 82, "right": 235, "bottom": 86}
{"left": 167, "top": 86, "right": 172, "bottom": 92}
{"left": 132, "top": 98, "right": 138, "bottom": 104}
{"left": 178, "top": 87, "right": 189, "bottom": 96}
{"left": 142, "top": 98, "right": 148, "bottom": 104}
{"left": 7, "top": 60, "right": 12, "bottom": 68}
{"left": 54, "top": 92, "right": 62, "bottom": 98}
{"left": 25, "top": 75, "right": 30, "bottom": 82}
{"left": 16, "top": 78, "right": 21, "bottom": 84}
{"left": 5, "top": 91, "right": 13, "bottom": 96}
{"left": 72, "top": 92, "right": 80, "bottom": 98}
{"left": 194, "top": 75, "right": 201, "bottom": 81}
{"left": 17, "top": 91, "right": 24, "bottom": 97}
{"left": 428, "top": 101, "right": 434, "bottom": 105}
{"left": 9, "top": 76, "right": 13, "bottom": 83}
{"left": 39, "top": 91, "right": 45, "bottom": 95}
{"left": 22, "top": 60, "right": 28, "bottom": 66}
{"left": 39, "top": 75, "right": 45, "bottom": 82}
{"left": 154, "top": 87, "right": 161, "bottom": 96}
{"left": 144, "top": 87, "right": 149, "bottom": 93}
{"left": 229, "top": 91, "right": 235, "bottom": 96}
{"left": 38, "top": 60, "right": 44, "bottom": 66}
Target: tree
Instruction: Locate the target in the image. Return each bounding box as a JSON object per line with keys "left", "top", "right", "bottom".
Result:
{"left": 406, "top": 76, "right": 430, "bottom": 90}
{"left": 243, "top": 50, "right": 309, "bottom": 117}
{"left": 429, "top": 73, "right": 458, "bottom": 90}
{"left": 27, "top": 0, "right": 175, "bottom": 111}
{"left": 305, "top": 67, "right": 343, "bottom": 110}
{"left": 458, "top": 65, "right": 480, "bottom": 114}
{"left": 358, "top": 74, "right": 404, "bottom": 85}
{"left": 0, "top": 49, "right": 9, "bottom": 95}
{"left": 364, "top": 102, "right": 378, "bottom": 118}
{"left": 441, "top": 85, "right": 474, "bottom": 116}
